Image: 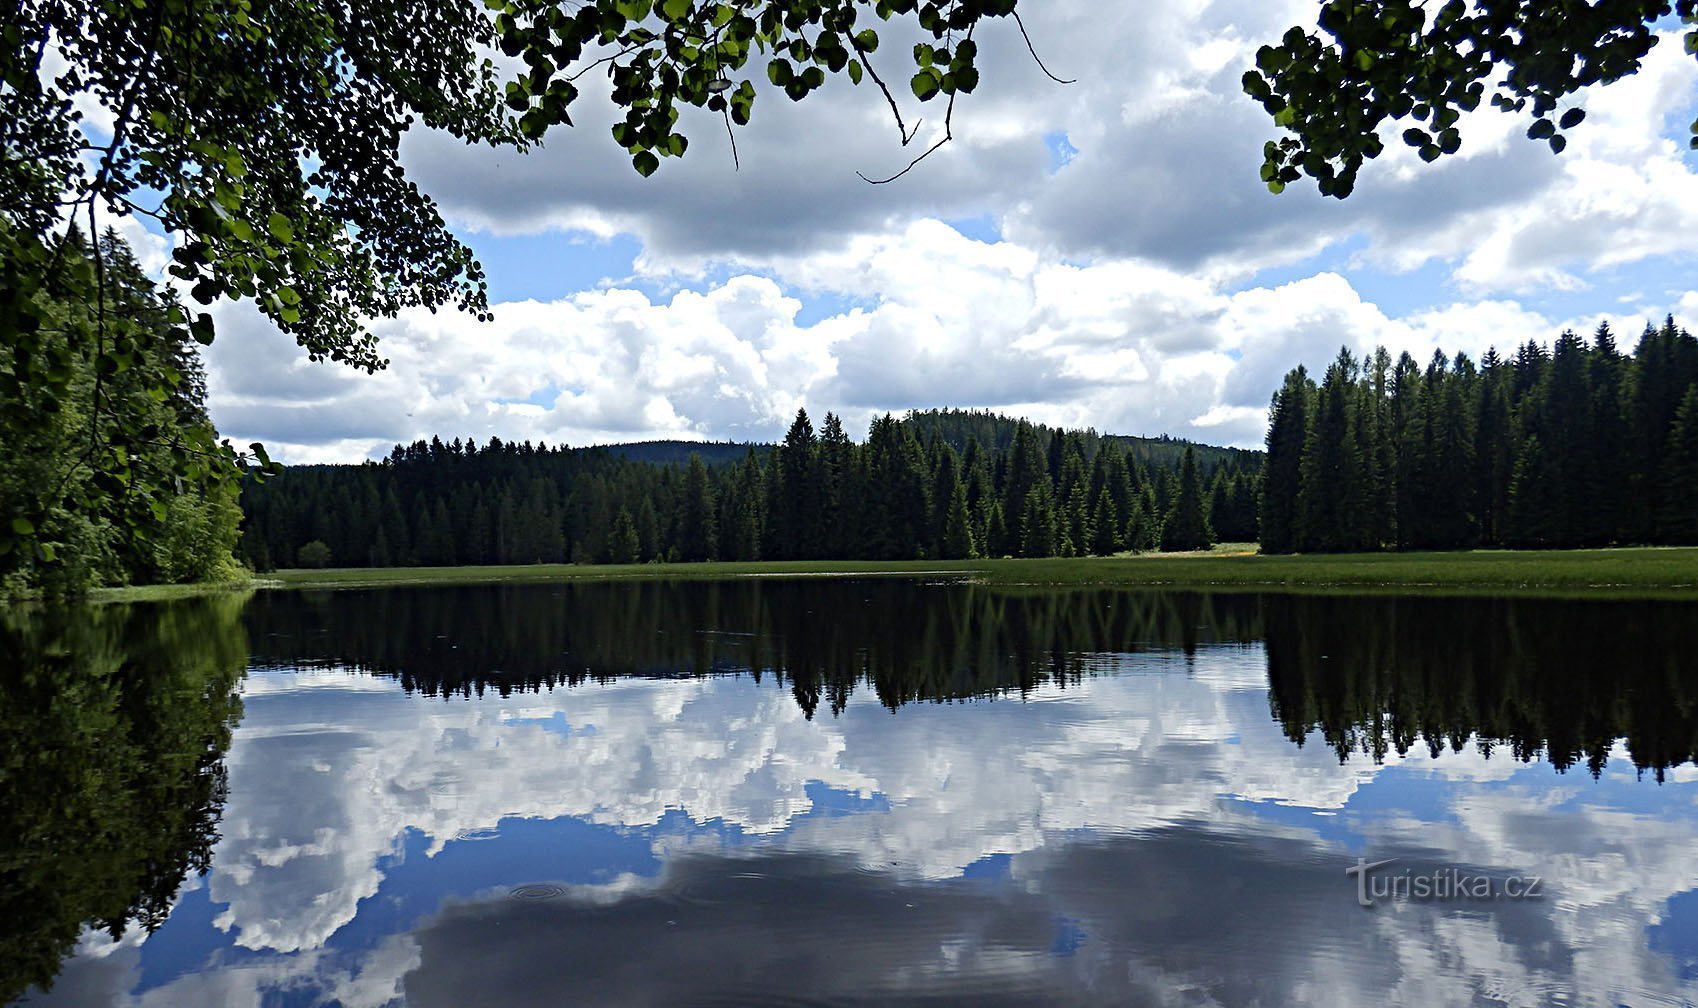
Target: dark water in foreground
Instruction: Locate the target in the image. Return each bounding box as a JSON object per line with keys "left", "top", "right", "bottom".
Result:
{"left": 6, "top": 580, "right": 1698, "bottom": 1006}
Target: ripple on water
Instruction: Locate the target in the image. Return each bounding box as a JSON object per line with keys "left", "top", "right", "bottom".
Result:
{"left": 508, "top": 883, "right": 567, "bottom": 902}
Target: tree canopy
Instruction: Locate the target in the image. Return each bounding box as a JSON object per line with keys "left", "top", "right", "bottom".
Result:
{"left": 1245, "top": 0, "right": 1698, "bottom": 197}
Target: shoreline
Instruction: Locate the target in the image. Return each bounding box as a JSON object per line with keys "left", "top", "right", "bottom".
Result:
{"left": 70, "top": 546, "right": 1698, "bottom": 603}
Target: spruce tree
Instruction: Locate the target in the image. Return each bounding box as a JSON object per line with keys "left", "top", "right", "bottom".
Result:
{"left": 1091, "top": 487, "right": 1120, "bottom": 555}
{"left": 1260, "top": 366, "right": 1312, "bottom": 553}
{"left": 1018, "top": 484, "right": 1059, "bottom": 557}
{"left": 1658, "top": 385, "right": 1698, "bottom": 544}
{"left": 609, "top": 507, "right": 641, "bottom": 564}
{"left": 1296, "top": 349, "right": 1367, "bottom": 552}
{"left": 678, "top": 454, "right": 718, "bottom": 562}
{"left": 1161, "top": 447, "right": 1213, "bottom": 551}
{"left": 941, "top": 483, "right": 978, "bottom": 559}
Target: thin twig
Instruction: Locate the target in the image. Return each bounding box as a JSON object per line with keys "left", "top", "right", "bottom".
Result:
{"left": 849, "top": 35, "right": 920, "bottom": 146}
{"left": 858, "top": 85, "right": 955, "bottom": 184}
{"left": 722, "top": 105, "right": 740, "bottom": 170}
{"left": 1013, "top": 11, "right": 1076, "bottom": 85}
{"left": 567, "top": 46, "right": 640, "bottom": 82}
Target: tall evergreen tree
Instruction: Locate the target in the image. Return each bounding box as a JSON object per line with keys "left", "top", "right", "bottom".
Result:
{"left": 1659, "top": 385, "right": 1698, "bottom": 544}
{"left": 1162, "top": 447, "right": 1214, "bottom": 551}
{"left": 609, "top": 507, "right": 641, "bottom": 564}
{"left": 1260, "top": 366, "right": 1313, "bottom": 553}
{"left": 677, "top": 454, "right": 718, "bottom": 562}
{"left": 1296, "top": 349, "right": 1368, "bottom": 552}
{"left": 940, "top": 483, "right": 978, "bottom": 560}
{"left": 1018, "top": 484, "right": 1059, "bottom": 558}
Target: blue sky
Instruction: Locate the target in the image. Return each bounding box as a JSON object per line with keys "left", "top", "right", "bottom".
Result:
{"left": 131, "top": 2, "right": 1698, "bottom": 462}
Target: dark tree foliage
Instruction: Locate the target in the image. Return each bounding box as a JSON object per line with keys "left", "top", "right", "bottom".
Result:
{"left": 245, "top": 581, "right": 1267, "bottom": 717}
{"left": 241, "top": 409, "right": 1261, "bottom": 569}
{"left": 0, "top": 595, "right": 246, "bottom": 1002}
{"left": 1259, "top": 318, "right": 1698, "bottom": 553}
{"left": 0, "top": 230, "right": 243, "bottom": 597}
{"left": 1264, "top": 593, "right": 1698, "bottom": 779}
{"left": 1247, "top": 0, "right": 1698, "bottom": 197}
{"left": 1259, "top": 366, "right": 1312, "bottom": 553}
{"left": 904, "top": 407, "right": 1261, "bottom": 471}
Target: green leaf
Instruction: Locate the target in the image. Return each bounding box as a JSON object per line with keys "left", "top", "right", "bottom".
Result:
{"left": 910, "top": 69, "right": 939, "bottom": 101}
{"left": 11, "top": 517, "right": 34, "bottom": 535}
{"left": 267, "top": 213, "right": 294, "bottom": 242}
{"left": 659, "top": 0, "right": 689, "bottom": 19}
{"left": 633, "top": 150, "right": 660, "bottom": 176}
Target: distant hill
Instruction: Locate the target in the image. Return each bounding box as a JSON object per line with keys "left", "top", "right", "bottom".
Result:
{"left": 577, "top": 413, "right": 1256, "bottom": 473}
{"left": 597, "top": 440, "right": 767, "bottom": 468}
{"left": 897, "top": 409, "right": 1260, "bottom": 472}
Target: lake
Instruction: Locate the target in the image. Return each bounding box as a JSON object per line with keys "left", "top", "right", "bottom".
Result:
{"left": 6, "top": 579, "right": 1698, "bottom": 1006}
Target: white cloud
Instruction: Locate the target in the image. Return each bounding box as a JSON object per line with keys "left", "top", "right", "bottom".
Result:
{"left": 176, "top": 4, "right": 1698, "bottom": 459}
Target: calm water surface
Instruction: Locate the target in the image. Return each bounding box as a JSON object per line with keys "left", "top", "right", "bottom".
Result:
{"left": 6, "top": 580, "right": 1698, "bottom": 1006}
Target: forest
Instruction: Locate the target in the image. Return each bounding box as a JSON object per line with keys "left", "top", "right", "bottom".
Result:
{"left": 1260, "top": 318, "right": 1698, "bottom": 553}
{"left": 238, "top": 410, "right": 1263, "bottom": 570}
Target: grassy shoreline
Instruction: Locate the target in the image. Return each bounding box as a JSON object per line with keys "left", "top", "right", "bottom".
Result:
{"left": 78, "top": 545, "right": 1698, "bottom": 602}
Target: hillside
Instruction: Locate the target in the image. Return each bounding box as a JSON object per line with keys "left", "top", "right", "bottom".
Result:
{"left": 898, "top": 409, "right": 1261, "bottom": 473}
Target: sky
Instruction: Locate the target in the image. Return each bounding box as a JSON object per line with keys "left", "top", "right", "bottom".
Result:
{"left": 126, "top": 1, "right": 1698, "bottom": 462}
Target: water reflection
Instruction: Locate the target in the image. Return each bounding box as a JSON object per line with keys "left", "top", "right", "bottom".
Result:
{"left": 0, "top": 597, "right": 246, "bottom": 1004}
{"left": 245, "top": 582, "right": 1264, "bottom": 714}
{"left": 9, "top": 581, "right": 1698, "bottom": 1006}
{"left": 1262, "top": 593, "right": 1698, "bottom": 777}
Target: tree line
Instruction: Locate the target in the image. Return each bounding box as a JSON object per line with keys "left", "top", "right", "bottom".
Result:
{"left": 240, "top": 411, "right": 1263, "bottom": 571}
{"left": 1260, "top": 318, "right": 1698, "bottom": 553}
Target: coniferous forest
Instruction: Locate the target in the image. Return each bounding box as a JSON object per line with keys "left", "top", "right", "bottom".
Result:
{"left": 1259, "top": 318, "right": 1698, "bottom": 553}
{"left": 239, "top": 410, "right": 1264, "bottom": 570}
